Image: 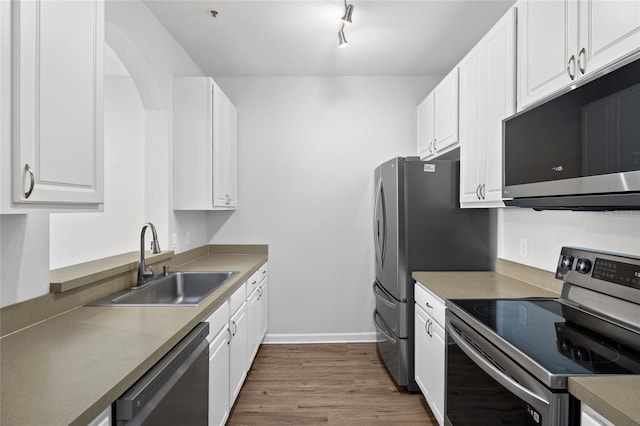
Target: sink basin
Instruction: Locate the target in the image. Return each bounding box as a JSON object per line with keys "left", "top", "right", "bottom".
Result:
{"left": 88, "top": 271, "right": 237, "bottom": 306}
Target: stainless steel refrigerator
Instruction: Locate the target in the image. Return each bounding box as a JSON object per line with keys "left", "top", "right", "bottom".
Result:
{"left": 373, "top": 157, "right": 495, "bottom": 391}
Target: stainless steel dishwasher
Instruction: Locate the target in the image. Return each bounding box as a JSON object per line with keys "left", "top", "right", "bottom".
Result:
{"left": 115, "top": 322, "right": 209, "bottom": 426}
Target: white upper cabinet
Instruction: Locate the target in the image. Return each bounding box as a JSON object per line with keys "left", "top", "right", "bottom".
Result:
{"left": 417, "top": 68, "right": 459, "bottom": 159}
{"left": 173, "top": 77, "right": 238, "bottom": 210}
{"left": 460, "top": 8, "right": 516, "bottom": 207}
{"left": 417, "top": 94, "right": 434, "bottom": 159}
{"left": 581, "top": 0, "right": 640, "bottom": 72}
{"left": 2, "top": 0, "right": 104, "bottom": 212}
{"left": 517, "top": 0, "right": 640, "bottom": 111}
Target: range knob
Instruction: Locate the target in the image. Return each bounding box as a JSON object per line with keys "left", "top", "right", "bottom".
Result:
{"left": 574, "top": 346, "right": 590, "bottom": 361}
{"left": 575, "top": 258, "right": 592, "bottom": 274}
{"left": 560, "top": 255, "right": 574, "bottom": 270}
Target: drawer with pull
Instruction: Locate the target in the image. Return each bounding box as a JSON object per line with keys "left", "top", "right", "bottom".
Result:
{"left": 414, "top": 283, "right": 446, "bottom": 327}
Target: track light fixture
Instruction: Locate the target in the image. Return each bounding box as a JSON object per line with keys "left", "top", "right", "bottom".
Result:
{"left": 341, "top": 4, "right": 354, "bottom": 24}
{"left": 338, "top": 24, "right": 349, "bottom": 47}
{"left": 338, "top": 0, "right": 354, "bottom": 47}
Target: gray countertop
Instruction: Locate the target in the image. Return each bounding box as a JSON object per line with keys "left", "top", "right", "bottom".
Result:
{"left": 0, "top": 249, "right": 267, "bottom": 426}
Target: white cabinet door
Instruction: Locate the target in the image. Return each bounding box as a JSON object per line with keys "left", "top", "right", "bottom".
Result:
{"left": 414, "top": 284, "right": 446, "bottom": 426}
{"left": 482, "top": 8, "right": 515, "bottom": 204}
{"left": 429, "top": 320, "right": 446, "bottom": 426}
{"left": 224, "top": 100, "right": 238, "bottom": 207}
{"left": 229, "top": 301, "right": 248, "bottom": 406}
{"left": 518, "top": 0, "right": 640, "bottom": 111}
{"left": 517, "top": 0, "right": 578, "bottom": 110}
{"left": 433, "top": 68, "right": 459, "bottom": 154}
{"left": 247, "top": 285, "right": 261, "bottom": 367}
{"left": 247, "top": 270, "right": 268, "bottom": 368}
{"left": 417, "top": 94, "right": 434, "bottom": 158}
{"left": 414, "top": 305, "right": 430, "bottom": 400}
{"left": 460, "top": 8, "right": 515, "bottom": 207}
{"left": 10, "top": 0, "right": 104, "bottom": 208}
{"left": 459, "top": 44, "right": 484, "bottom": 204}
{"left": 580, "top": 0, "right": 640, "bottom": 74}
{"left": 173, "top": 77, "right": 237, "bottom": 210}
{"left": 209, "top": 326, "right": 230, "bottom": 426}
{"left": 417, "top": 68, "right": 459, "bottom": 160}
{"left": 259, "top": 278, "right": 268, "bottom": 341}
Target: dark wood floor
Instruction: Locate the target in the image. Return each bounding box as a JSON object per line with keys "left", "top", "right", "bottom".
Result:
{"left": 227, "top": 343, "right": 437, "bottom": 425}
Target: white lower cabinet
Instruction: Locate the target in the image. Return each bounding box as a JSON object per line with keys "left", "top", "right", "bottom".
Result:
{"left": 87, "top": 406, "right": 111, "bottom": 426}
{"left": 201, "top": 263, "right": 270, "bottom": 424}
{"left": 581, "top": 403, "right": 614, "bottom": 426}
{"left": 209, "top": 326, "right": 230, "bottom": 426}
{"left": 205, "top": 299, "right": 231, "bottom": 426}
{"left": 247, "top": 264, "right": 268, "bottom": 367}
{"left": 229, "top": 289, "right": 248, "bottom": 406}
{"left": 414, "top": 283, "right": 446, "bottom": 426}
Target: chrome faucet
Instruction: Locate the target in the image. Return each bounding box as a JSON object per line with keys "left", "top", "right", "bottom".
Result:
{"left": 136, "top": 222, "right": 161, "bottom": 287}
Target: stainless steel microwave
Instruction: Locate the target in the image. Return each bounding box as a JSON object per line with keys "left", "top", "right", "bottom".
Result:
{"left": 502, "top": 54, "right": 640, "bottom": 210}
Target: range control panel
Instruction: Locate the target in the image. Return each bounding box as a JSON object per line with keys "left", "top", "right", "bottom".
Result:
{"left": 556, "top": 247, "right": 640, "bottom": 292}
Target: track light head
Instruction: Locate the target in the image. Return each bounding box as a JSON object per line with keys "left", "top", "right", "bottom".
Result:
{"left": 341, "top": 4, "right": 354, "bottom": 24}
{"left": 338, "top": 26, "right": 349, "bottom": 47}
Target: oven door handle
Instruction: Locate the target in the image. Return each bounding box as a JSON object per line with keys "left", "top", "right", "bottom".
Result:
{"left": 446, "top": 322, "right": 550, "bottom": 409}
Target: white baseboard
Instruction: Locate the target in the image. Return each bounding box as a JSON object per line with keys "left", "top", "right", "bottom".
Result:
{"left": 263, "top": 332, "right": 377, "bottom": 344}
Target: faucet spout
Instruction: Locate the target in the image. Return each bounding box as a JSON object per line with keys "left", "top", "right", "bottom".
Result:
{"left": 137, "top": 222, "right": 161, "bottom": 287}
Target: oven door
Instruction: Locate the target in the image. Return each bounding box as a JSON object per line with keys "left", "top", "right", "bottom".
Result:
{"left": 445, "top": 313, "right": 571, "bottom": 426}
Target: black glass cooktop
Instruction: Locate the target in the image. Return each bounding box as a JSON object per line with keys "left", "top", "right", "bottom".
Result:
{"left": 449, "top": 298, "right": 640, "bottom": 376}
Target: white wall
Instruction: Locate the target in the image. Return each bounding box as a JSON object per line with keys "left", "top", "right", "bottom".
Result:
{"left": 105, "top": 0, "right": 208, "bottom": 253}
{"left": 50, "top": 56, "right": 145, "bottom": 269}
{"left": 210, "top": 76, "right": 438, "bottom": 341}
{"left": 499, "top": 209, "right": 640, "bottom": 272}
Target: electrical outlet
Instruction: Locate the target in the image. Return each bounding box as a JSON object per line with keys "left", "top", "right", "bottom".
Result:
{"left": 172, "top": 233, "right": 178, "bottom": 250}
{"left": 184, "top": 231, "right": 190, "bottom": 246}
{"left": 519, "top": 238, "right": 529, "bottom": 258}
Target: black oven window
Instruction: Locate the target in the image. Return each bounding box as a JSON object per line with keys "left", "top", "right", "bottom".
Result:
{"left": 446, "top": 342, "right": 544, "bottom": 425}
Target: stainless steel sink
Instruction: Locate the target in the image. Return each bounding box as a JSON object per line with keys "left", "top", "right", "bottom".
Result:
{"left": 88, "top": 271, "right": 237, "bottom": 306}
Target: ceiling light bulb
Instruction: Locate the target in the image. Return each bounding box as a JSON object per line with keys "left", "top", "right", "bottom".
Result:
{"left": 341, "top": 4, "right": 354, "bottom": 24}
{"left": 338, "top": 27, "right": 349, "bottom": 47}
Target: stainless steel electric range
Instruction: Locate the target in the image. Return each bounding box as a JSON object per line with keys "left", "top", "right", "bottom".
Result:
{"left": 445, "top": 247, "right": 640, "bottom": 426}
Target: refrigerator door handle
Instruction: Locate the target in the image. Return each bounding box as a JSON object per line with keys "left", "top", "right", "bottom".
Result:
{"left": 373, "top": 178, "right": 386, "bottom": 267}
{"left": 373, "top": 280, "right": 406, "bottom": 304}
{"left": 373, "top": 281, "right": 397, "bottom": 309}
{"left": 373, "top": 310, "right": 397, "bottom": 344}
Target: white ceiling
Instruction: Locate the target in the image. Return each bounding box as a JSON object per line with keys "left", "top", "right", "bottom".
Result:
{"left": 144, "top": 0, "right": 516, "bottom": 77}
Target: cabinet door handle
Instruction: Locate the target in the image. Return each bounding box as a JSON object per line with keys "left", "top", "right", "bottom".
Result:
{"left": 433, "top": 138, "right": 437, "bottom": 151}
{"left": 425, "top": 318, "right": 430, "bottom": 334}
{"left": 227, "top": 327, "right": 232, "bottom": 344}
{"left": 476, "top": 184, "right": 481, "bottom": 200}
{"left": 24, "top": 164, "right": 35, "bottom": 199}
{"left": 231, "top": 320, "right": 237, "bottom": 336}
{"left": 481, "top": 183, "right": 486, "bottom": 200}
{"left": 425, "top": 301, "right": 433, "bottom": 309}
{"left": 258, "top": 288, "right": 263, "bottom": 300}
{"left": 578, "top": 47, "right": 586, "bottom": 75}
{"left": 567, "top": 55, "right": 576, "bottom": 80}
